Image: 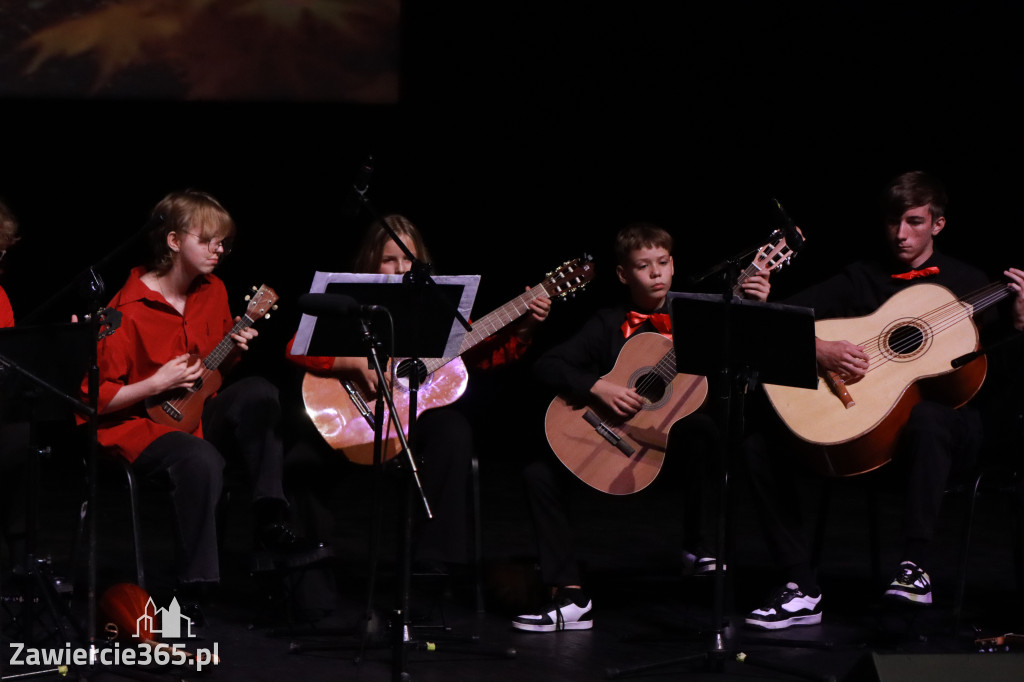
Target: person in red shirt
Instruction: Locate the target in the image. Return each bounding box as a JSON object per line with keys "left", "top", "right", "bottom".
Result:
{"left": 286, "top": 214, "right": 550, "bottom": 574}
{"left": 0, "top": 198, "right": 28, "bottom": 567}
{"left": 91, "top": 190, "right": 312, "bottom": 611}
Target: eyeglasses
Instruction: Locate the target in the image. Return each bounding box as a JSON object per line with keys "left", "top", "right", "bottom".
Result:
{"left": 181, "top": 230, "right": 233, "bottom": 256}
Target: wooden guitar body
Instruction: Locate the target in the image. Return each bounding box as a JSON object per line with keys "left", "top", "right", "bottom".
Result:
{"left": 143, "top": 284, "right": 277, "bottom": 434}
{"left": 544, "top": 333, "right": 709, "bottom": 495}
{"left": 145, "top": 361, "right": 222, "bottom": 433}
{"left": 302, "top": 358, "right": 469, "bottom": 466}
{"left": 763, "top": 282, "right": 988, "bottom": 476}
{"left": 301, "top": 256, "right": 596, "bottom": 465}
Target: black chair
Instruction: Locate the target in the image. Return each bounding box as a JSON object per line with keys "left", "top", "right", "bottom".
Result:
{"left": 951, "top": 462, "right": 1024, "bottom": 632}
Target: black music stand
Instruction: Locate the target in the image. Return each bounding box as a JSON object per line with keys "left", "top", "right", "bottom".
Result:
{"left": 607, "top": 292, "right": 821, "bottom": 680}
{"left": 290, "top": 274, "right": 502, "bottom": 680}
{"left": 0, "top": 322, "right": 96, "bottom": 650}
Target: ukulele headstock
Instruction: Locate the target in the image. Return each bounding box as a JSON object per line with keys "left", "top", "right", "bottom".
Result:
{"left": 243, "top": 284, "right": 279, "bottom": 321}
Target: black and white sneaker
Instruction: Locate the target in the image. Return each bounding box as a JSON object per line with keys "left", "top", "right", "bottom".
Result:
{"left": 682, "top": 548, "right": 721, "bottom": 576}
{"left": 884, "top": 561, "right": 932, "bottom": 605}
{"left": 511, "top": 590, "right": 594, "bottom": 632}
{"left": 745, "top": 582, "right": 823, "bottom": 630}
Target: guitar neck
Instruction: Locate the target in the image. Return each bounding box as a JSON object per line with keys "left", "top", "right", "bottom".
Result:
{"left": 204, "top": 316, "right": 254, "bottom": 371}
{"left": 421, "top": 286, "right": 544, "bottom": 374}
{"left": 962, "top": 282, "right": 1013, "bottom": 316}
{"left": 731, "top": 263, "right": 763, "bottom": 297}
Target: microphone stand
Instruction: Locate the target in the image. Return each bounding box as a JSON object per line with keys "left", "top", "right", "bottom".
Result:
{"left": 346, "top": 161, "right": 488, "bottom": 682}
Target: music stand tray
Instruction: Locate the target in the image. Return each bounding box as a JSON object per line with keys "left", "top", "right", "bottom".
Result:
{"left": 669, "top": 292, "right": 817, "bottom": 390}
{"left": 0, "top": 322, "right": 95, "bottom": 422}
{"left": 290, "top": 271, "right": 479, "bottom": 359}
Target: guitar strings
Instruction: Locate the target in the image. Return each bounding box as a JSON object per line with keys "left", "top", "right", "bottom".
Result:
{"left": 852, "top": 283, "right": 1010, "bottom": 375}
{"left": 163, "top": 318, "right": 249, "bottom": 414}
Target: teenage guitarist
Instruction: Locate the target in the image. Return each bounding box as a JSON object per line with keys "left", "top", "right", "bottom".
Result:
{"left": 88, "top": 191, "right": 318, "bottom": 618}
{"left": 285, "top": 214, "right": 551, "bottom": 574}
{"left": 513, "top": 223, "right": 771, "bottom": 633}
{"left": 744, "top": 171, "right": 1024, "bottom": 631}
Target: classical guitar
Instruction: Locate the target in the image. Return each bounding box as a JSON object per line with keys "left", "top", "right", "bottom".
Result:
{"left": 302, "top": 257, "right": 596, "bottom": 465}
{"left": 545, "top": 229, "right": 803, "bottom": 495}
{"left": 762, "top": 280, "right": 1013, "bottom": 477}
{"left": 146, "top": 284, "right": 278, "bottom": 433}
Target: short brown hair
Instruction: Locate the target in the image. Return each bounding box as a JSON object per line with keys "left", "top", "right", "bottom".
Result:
{"left": 353, "top": 214, "right": 432, "bottom": 274}
{"left": 882, "top": 171, "right": 948, "bottom": 224}
{"left": 614, "top": 222, "right": 673, "bottom": 266}
{"left": 145, "top": 190, "right": 235, "bottom": 274}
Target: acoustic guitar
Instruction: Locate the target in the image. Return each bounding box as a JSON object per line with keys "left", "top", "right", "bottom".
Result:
{"left": 544, "top": 230, "right": 802, "bottom": 495}
{"left": 146, "top": 284, "right": 278, "bottom": 433}
{"left": 302, "top": 257, "right": 596, "bottom": 465}
{"left": 762, "top": 280, "right": 1013, "bottom": 477}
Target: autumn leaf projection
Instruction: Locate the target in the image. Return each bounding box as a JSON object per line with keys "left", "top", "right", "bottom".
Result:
{"left": 19, "top": 0, "right": 398, "bottom": 101}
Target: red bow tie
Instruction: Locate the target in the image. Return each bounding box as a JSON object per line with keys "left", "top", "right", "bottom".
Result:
{"left": 621, "top": 311, "right": 672, "bottom": 339}
{"left": 892, "top": 266, "right": 940, "bottom": 281}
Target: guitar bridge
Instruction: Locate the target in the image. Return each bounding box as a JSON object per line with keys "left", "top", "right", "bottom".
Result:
{"left": 582, "top": 410, "right": 635, "bottom": 456}
{"left": 161, "top": 403, "right": 183, "bottom": 422}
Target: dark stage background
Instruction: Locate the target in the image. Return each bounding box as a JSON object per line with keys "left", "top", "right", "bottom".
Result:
{"left": 2, "top": 2, "right": 1023, "bottom": 396}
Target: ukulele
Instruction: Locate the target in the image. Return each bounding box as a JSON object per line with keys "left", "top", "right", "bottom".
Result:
{"left": 544, "top": 229, "right": 802, "bottom": 494}
{"left": 146, "top": 284, "right": 278, "bottom": 433}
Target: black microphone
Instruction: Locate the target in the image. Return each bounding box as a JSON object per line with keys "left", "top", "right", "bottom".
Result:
{"left": 297, "top": 293, "right": 383, "bottom": 317}
{"left": 348, "top": 156, "right": 374, "bottom": 216}
{"left": 772, "top": 197, "right": 805, "bottom": 251}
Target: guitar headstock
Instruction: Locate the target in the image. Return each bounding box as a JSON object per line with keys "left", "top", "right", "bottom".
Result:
{"left": 541, "top": 255, "right": 596, "bottom": 300}
{"left": 243, "top": 284, "right": 279, "bottom": 321}
{"left": 752, "top": 228, "right": 804, "bottom": 273}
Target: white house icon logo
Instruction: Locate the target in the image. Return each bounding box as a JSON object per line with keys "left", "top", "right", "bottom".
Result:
{"left": 135, "top": 597, "right": 195, "bottom": 639}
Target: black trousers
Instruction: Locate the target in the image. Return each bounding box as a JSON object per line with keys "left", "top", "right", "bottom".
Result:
{"left": 132, "top": 376, "right": 286, "bottom": 584}
{"left": 743, "top": 399, "right": 982, "bottom": 579}
{"left": 286, "top": 406, "right": 474, "bottom": 566}
{"left": 523, "top": 412, "right": 721, "bottom": 588}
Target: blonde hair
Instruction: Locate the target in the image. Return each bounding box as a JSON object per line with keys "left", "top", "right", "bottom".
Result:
{"left": 145, "top": 190, "right": 235, "bottom": 274}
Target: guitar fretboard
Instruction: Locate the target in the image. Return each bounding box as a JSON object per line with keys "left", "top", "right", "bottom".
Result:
{"left": 203, "top": 316, "right": 254, "bottom": 371}
{"left": 421, "top": 285, "right": 549, "bottom": 374}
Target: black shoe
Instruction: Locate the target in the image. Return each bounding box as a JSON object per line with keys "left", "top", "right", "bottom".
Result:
{"left": 511, "top": 588, "right": 594, "bottom": 632}
{"left": 256, "top": 522, "right": 334, "bottom": 569}
{"left": 745, "top": 582, "right": 823, "bottom": 630}
{"left": 682, "top": 547, "right": 722, "bottom": 576}
{"left": 884, "top": 561, "right": 932, "bottom": 605}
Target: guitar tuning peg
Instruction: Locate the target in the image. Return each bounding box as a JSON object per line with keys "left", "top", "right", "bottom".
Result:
{"left": 264, "top": 313, "right": 271, "bottom": 320}
{"left": 251, "top": 285, "right": 258, "bottom": 291}
{"left": 244, "top": 295, "right": 251, "bottom": 302}
{"left": 272, "top": 304, "right": 278, "bottom": 311}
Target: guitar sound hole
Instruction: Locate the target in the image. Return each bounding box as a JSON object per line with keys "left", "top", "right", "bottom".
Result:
{"left": 634, "top": 373, "right": 666, "bottom": 403}
{"left": 888, "top": 324, "right": 924, "bottom": 356}
{"left": 396, "top": 359, "right": 428, "bottom": 385}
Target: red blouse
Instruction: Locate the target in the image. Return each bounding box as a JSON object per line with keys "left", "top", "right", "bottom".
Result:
{"left": 0, "top": 285, "right": 13, "bottom": 328}
{"left": 87, "top": 267, "right": 234, "bottom": 462}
